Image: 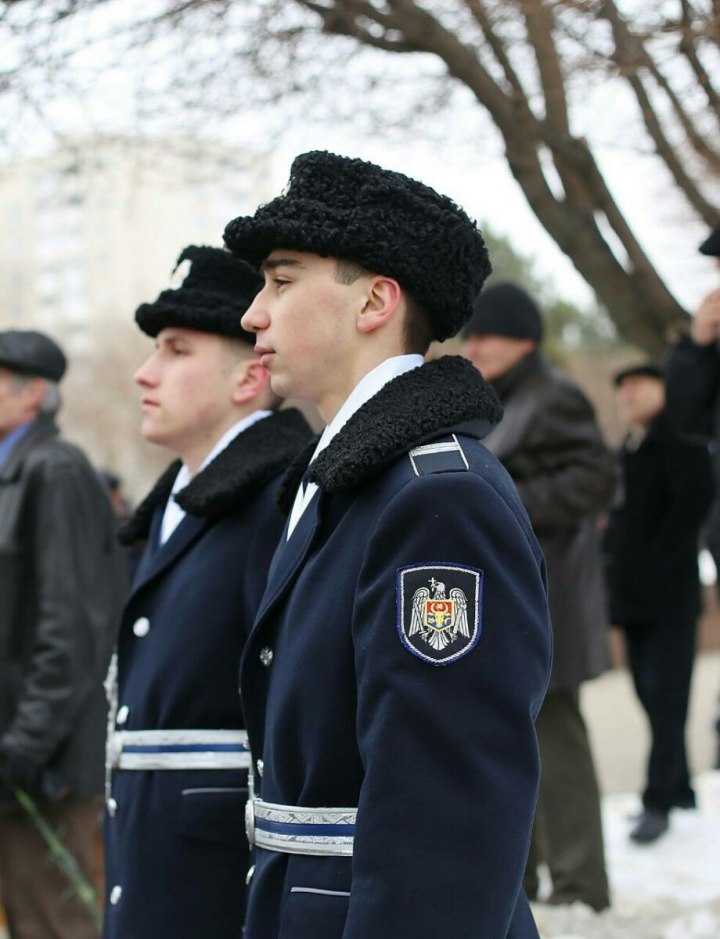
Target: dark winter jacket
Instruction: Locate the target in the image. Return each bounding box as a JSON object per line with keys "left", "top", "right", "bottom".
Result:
{"left": 483, "top": 351, "right": 616, "bottom": 691}
{"left": 665, "top": 335, "right": 720, "bottom": 556}
{"left": 666, "top": 335, "right": 720, "bottom": 442}
{"left": 0, "top": 416, "right": 126, "bottom": 804}
{"left": 103, "top": 409, "right": 312, "bottom": 939}
{"left": 603, "top": 411, "right": 714, "bottom": 624}
{"left": 241, "top": 357, "right": 552, "bottom": 939}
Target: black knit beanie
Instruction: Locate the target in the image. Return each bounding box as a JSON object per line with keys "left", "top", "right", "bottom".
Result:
{"left": 135, "top": 246, "right": 262, "bottom": 343}
{"left": 223, "top": 151, "right": 491, "bottom": 343}
{"left": 463, "top": 283, "right": 544, "bottom": 342}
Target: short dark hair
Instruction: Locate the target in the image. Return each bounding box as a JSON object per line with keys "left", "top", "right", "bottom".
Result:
{"left": 334, "top": 259, "right": 433, "bottom": 356}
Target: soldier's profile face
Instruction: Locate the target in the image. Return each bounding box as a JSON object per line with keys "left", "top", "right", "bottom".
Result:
{"left": 133, "top": 328, "right": 246, "bottom": 453}
{"left": 242, "top": 249, "right": 366, "bottom": 409}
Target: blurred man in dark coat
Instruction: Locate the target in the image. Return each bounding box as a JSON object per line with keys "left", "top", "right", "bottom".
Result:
{"left": 103, "top": 247, "right": 311, "bottom": 939}
{"left": 665, "top": 223, "right": 720, "bottom": 561}
{"left": 604, "top": 364, "right": 713, "bottom": 843}
{"left": 665, "top": 223, "right": 720, "bottom": 767}
{"left": 224, "top": 152, "right": 552, "bottom": 939}
{"left": 0, "top": 330, "right": 125, "bottom": 939}
{"left": 462, "top": 283, "right": 615, "bottom": 911}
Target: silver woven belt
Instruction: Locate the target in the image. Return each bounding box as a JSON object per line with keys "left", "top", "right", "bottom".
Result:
{"left": 246, "top": 797, "right": 356, "bottom": 857}
{"left": 108, "top": 729, "right": 251, "bottom": 771}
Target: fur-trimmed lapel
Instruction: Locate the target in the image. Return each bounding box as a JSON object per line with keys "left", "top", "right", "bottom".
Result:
{"left": 120, "top": 408, "right": 312, "bottom": 546}
{"left": 277, "top": 356, "right": 501, "bottom": 513}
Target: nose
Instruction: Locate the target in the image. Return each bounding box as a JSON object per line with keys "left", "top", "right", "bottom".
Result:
{"left": 134, "top": 353, "right": 159, "bottom": 388}
{"left": 241, "top": 292, "right": 270, "bottom": 334}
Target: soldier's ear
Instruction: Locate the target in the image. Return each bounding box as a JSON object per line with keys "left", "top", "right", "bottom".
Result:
{"left": 233, "top": 359, "right": 271, "bottom": 405}
{"left": 356, "top": 276, "right": 402, "bottom": 336}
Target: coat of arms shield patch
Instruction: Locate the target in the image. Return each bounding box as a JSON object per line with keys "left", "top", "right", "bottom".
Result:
{"left": 397, "top": 563, "right": 483, "bottom": 665}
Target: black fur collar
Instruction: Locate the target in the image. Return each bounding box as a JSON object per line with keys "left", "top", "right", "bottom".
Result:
{"left": 120, "top": 408, "right": 312, "bottom": 545}
{"left": 277, "top": 356, "right": 502, "bottom": 513}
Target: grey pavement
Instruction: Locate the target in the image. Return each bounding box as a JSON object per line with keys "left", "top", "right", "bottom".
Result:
{"left": 583, "top": 650, "right": 719, "bottom": 796}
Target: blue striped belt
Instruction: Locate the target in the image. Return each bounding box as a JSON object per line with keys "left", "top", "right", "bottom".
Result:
{"left": 246, "top": 797, "right": 356, "bottom": 857}
{"left": 108, "top": 729, "right": 251, "bottom": 770}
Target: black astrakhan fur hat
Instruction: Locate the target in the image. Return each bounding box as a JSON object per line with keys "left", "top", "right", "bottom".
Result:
{"left": 135, "top": 245, "right": 262, "bottom": 342}
{"left": 223, "top": 151, "right": 492, "bottom": 343}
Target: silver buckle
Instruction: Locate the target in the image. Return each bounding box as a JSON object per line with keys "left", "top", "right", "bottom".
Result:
{"left": 245, "top": 797, "right": 255, "bottom": 847}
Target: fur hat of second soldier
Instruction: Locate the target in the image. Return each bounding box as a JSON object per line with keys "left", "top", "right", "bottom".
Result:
{"left": 135, "top": 246, "right": 262, "bottom": 343}
{"left": 223, "top": 151, "right": 492, "bottom": 343}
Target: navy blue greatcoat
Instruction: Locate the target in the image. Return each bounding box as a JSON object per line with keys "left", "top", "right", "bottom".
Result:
{"left": 103, "top": 409, "right": 312, "bottom": 939}
{"left": 240, "top": 358, "right": 553, "bottom": 939}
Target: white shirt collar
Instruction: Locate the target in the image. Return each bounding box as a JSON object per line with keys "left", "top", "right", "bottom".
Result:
{"left": 161, "top": 409, "right": 272, "bottom": 544}
{"left": 286, "top": 355, "right": 423, "bottom": 539}
{"left": 313, "top": 354, "right": 424, "bottom": 461}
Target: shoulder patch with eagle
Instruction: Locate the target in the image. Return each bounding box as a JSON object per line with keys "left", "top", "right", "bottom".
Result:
{"left": 396, "top": 564, "right": 483, "bottom": 665}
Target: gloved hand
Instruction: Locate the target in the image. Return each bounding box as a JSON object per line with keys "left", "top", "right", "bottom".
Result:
{"left": 0, "top": 743, "right": 42, "bottom": 794}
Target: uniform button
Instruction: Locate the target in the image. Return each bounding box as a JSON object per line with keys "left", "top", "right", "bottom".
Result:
{"left": 107, "top": 798, "right": 118, "bottom": 817}
{"left": 116, "top": 706, "right": 129, "bottom": 726}
{"left": 110, "top": 885, "right": 122, "bottom": 905}
{"left": 133, "top": 617, "right": 150, "bottom": 637}
{"left": 259, "top": 647, "right": 273, "bottom": 667}
{"left": 256, "top": 759, "right": 264, "bottom": 778}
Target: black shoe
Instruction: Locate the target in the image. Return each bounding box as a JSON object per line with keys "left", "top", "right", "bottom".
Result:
{"left": 630, "top": 809, "right": 669, "bottom": 844}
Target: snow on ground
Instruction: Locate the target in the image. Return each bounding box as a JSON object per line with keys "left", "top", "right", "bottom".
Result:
{"left": 534, "top": 772, "right": 720, "bottom": 939}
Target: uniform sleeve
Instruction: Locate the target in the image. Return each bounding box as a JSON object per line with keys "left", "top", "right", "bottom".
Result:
{"left": 2, "top": 460, "right": 122, "bottom": 768}
{"left": 345, "top": 472, "right": 552, "bottom": 939}
{"left": 512, "top": 383, "right": 617, "bottom": 533}
{"left": 665, "top": 336, "right": 720, "bottom": 440}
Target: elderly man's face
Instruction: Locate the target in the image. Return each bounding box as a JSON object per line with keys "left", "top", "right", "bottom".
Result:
{"left": 0, "top": 369, "right": 42, "bottom": 439}
{"left": 461, "top": 334, "right": 535, "bottom": 382}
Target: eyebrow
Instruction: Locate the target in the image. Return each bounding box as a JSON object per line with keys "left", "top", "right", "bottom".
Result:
{"left": 157, "top": 332, "right": 192, "bottom": 348}
{"left": 261, "top": 258, "right": 306, "bottom": 273}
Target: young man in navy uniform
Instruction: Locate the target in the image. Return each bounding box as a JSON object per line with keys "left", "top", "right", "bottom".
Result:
{"left": 102, "top": 246, "right": 311, "bottom": 939}
{"left": 224, "top": 153, "right": 553, "bottom": 939}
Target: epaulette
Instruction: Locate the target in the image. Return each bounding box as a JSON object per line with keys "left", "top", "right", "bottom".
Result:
{"left": 408, "top": 434, "right": 469, "bottom": 476}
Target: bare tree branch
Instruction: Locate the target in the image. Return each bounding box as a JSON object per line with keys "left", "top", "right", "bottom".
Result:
{"left": 601, "top": 0, "right": 720, "bottom": 175}
{"left": 3, "top": 0, "right": 719, "bottom": 355}
{"left": 678, "top": 0, "right": 720, "bottom": 114}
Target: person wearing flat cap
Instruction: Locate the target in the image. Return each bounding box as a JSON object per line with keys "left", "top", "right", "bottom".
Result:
{"left": 102, "top": 246, "right": 312, "bottom": 939}
{"left": 604, "top": 364, "right": 713, "bottom": 843}
{"left": 0, "top": 331, "right": 126, "bottom": 939}
{"left": 223, "top": 152, "right": 552, "bottom": 939}
{"left": 461, "top": 283, "right": 614, "bottom": 911}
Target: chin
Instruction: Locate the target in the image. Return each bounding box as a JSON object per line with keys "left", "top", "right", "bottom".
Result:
{"left": 269, "top": 372, "right": 296, "bottom": 400}
{"left": 140, "top": 420, "right": 169, "bottom": 447}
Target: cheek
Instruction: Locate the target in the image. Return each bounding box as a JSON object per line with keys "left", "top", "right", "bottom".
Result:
{"left": 162, "top": 364, "right": 223, "bottom": 416}
{"left": 277, "top": 285, "right": 350, "bottom": 353}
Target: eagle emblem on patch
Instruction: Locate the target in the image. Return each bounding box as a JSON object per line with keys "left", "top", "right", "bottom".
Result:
{"left": 397, "top": 564, "right": 483, "bottom": 666}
